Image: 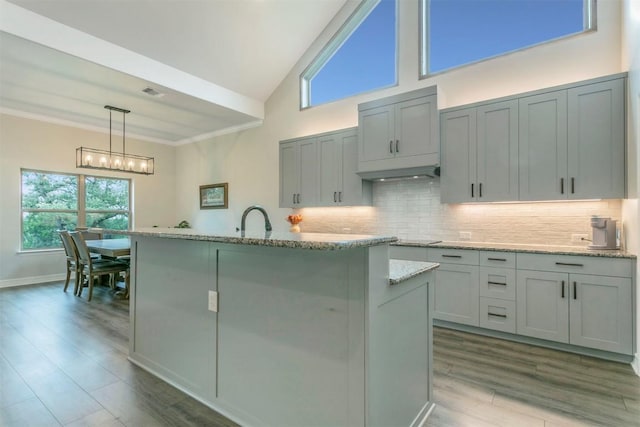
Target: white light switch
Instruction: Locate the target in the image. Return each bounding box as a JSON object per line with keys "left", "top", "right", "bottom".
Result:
{"left": 208, "top": 290, "right": 218, "bottom": 312}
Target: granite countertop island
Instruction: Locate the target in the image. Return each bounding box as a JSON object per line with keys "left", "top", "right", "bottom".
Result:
{"left": 95, "top": 227, "right": 397, "bottom": 250}
{"left": 106, "top": 227, "right": 436, "bottom": 427}
{"left": 394, "top": 239, "right": 636, "bottom": 259}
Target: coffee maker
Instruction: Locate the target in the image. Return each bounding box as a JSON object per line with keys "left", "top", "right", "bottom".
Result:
{"left": 588, "top": 217, "right": 618, "bottom": 250}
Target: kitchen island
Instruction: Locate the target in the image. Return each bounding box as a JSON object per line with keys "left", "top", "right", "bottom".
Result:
{"left": 97, "top": 228, "right": 438, "bottom": 427}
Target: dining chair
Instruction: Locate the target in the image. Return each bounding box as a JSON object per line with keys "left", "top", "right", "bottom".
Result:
{"left": 58, "top": 230, "right": 84, "bottom": 295}
{"left": 69, "top": 231, "right": 130, "bottom": 301}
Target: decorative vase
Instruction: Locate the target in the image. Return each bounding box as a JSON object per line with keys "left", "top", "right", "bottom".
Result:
{"left": 289, "top": 224, "right": 301, "bottom": 233}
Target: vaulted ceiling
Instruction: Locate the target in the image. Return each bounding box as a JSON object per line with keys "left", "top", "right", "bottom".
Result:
{"left": 0, "top": 0, "right": 350, "bottom": 144}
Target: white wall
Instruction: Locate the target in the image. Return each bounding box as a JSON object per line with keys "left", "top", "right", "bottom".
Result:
{"left": 176, "top": 0, "right": 623, "bottom": 233}
{"left": 0, "top": 113, "right": 177, "bottom": 286}
{"left": 622, "top": 0, "right": 640, "bottom": 374}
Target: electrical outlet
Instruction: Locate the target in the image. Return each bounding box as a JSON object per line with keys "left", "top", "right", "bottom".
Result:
{"left": 208, "top": 290, "right": 218, "bottom": 312}
{"left": 571, "top": 233, "right": 588, "bottom": 243}
{"left": 459, "top": 231, "right": 472, "bottom": 241}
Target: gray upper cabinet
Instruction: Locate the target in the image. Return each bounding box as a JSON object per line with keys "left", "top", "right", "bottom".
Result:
{"left": 318, "top": 128, "right": 372, "bottom": 206}
{"left": 520, "top": 76, "right": 625, "bottom": 201}
{"left": 441, "top": 73, "right": 626, "bottom": 203}
{"left": 518, "top": 90, "right": 568, "bottom": 201}
{"left": 440, "top": 100, "right": 518, "bottom": 203}
{"left": 567, "top": 79, "right": 625, "bottom": 199}
{"left": 279, "top": 136, "right": 318, "bottom": 208}
{"left": 281, "top": 128, "right": 371, "bottom": 208}
{"left": 358, "top": 86, "right": 439, "bottom": 179}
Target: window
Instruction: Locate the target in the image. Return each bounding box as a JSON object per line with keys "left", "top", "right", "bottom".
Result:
{"left": 301, "top": 0, "right": 397, "bottom": 108}
{"left": 21, "top": 170, "right": 131, "bottom": 250}
{"left": 421, "top": 0, "right": 595, "bottom": 76}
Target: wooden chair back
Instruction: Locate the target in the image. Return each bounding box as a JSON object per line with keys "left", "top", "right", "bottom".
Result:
{"left": 59, "top": 230, "right": 78, "bottom": 261}
{"left": 69, "top": 231, "right": 93, "bottom": 266}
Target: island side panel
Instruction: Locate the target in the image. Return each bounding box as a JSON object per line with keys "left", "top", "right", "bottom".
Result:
{"left": 367, "top": 245, "right": 434, "bottom": 427}
{"left": 129, "top": 236, "right": 217, "bottom": 402}
{"left": 214, "top": 244, "right": 367, "bottom": 427}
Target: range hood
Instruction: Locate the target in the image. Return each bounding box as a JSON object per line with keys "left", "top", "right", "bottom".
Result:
{"left": 357, "top": 165, "right": 440, "bottom": 181}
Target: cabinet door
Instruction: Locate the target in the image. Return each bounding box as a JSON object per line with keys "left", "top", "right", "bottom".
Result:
{"left": 516, "top": 270, "right": 569, "bottom": 343}
{"left": 358, "top": 104, "right": 395, "bottom": 162}
{"left": 318, "top": 134, "right": 341, "bottom": 206}
{"left": 298, "top": 137, "right": 318, "bottom": 207}
{"left": 440, "top": 108, "right": 476, "bottom": 203}
{"left": 279, "top": 141, "right": 299, "bottom": 208}
{"left": 477, "top": 100, "right": 519, "bottom": 201}
{"left": 339, "top": 131, "right": 367, "bottom": 206}
{"left": 433, "top": 263, "right": 479, "bottom": 326}
{"left": 569, "top": 274, "right": 632, "bottom": 354}
{"left": 395, "top": 95, "right": 438, "bottom": 158}
{"left": 567, "top": 79, "right": 625, "bottom": 199}
{"left": 518, "top": 91, "right": 568, "bottom": 201}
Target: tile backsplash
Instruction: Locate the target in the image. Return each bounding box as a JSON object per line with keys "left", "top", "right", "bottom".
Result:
{"left": 298, "top": 177, "right": 623, "bottom": 247}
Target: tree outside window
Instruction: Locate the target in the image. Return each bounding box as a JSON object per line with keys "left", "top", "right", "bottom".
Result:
{"left": 21, "top": 170, "right": 130, "bottom": 250}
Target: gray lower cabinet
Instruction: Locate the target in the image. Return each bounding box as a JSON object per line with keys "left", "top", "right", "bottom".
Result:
{"left": 279, "top": 136, "right": 318, "bottom": 208}
{"left": 427, "top": 248, "right": 480, "bottom": 326}
{"left": 358, "top": 86, "right": 439, "bottom": 178}
{"left": 393, "top": 245, "right": 635, "bottom": 356}
{"left": 516, "top": 253, "right": 633, "bottom": 355}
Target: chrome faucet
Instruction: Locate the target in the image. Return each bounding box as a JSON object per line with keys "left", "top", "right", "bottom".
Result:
{"left": 240, "top": 205, "right": 272, "bottom": 234}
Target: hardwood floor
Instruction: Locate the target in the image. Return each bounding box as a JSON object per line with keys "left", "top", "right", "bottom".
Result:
{"left": 1, "top": 282, "right": 638, "bottom": 426}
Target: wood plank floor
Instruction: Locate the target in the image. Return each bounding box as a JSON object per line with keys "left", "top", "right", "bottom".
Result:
{"left": 1, "top": 282, "right": 638, "bottom": 426}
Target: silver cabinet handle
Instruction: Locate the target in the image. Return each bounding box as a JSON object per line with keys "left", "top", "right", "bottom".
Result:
{"left": 487, "top": 281, "right": 507, "bottom": 286}
{"left": 561, "top": 280, "right": 565, "bottom": 298}
{"left": 573, "top": 281, "right": 577, "bottom": 300}
{"left": 293, "top": 194, "right": 296, "bottom": 204}
{"left": 334, "top": 192, "right": 337, "bottom": 203}
{"left": 571, "top": 177, "right": 575, "bottom": 194}
{"left": 555, "top": 262, "right": 584, "bottom": 267}
{"left": 296, "top": 194, "right": 301, "bottom": 204}
{"left": 389, "top": 140, "right": 393, "bottom": 153}
{"left": 487, "top": 257, "right": 507, "bottom": 262}
{"left": 471, "top": 183, "right": 474, "bottom": 198}
{"left": 560, "top": 178, "right": 564, "bottom": 194}
{"left": 479, "top": 182, "right": 483, "bottom": 198}
{"left": 488, "top": 312, "right": 507, "bottom": 318}
{"left": 395, "top": 140, "right": 399, "bottom": 153}
{"left": 442, "top": 254, "right": 462, "bottom": 258}
{"left": 338, "top": 191, "right": 342, "bottom": 202}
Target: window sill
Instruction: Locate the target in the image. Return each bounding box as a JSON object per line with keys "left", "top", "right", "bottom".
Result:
{"left": 17, "top": 248, "right": 64, "bottom": 256}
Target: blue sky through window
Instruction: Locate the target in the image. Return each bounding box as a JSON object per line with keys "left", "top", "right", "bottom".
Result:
{"left": 309, "top": 0, "right": 397, "bottom": 106}
{"left": 429, "top": 0, "right": 586, "bottom": 73}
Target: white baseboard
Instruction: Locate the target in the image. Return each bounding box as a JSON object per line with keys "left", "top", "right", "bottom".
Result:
{"left": 632, "top": 353, "right": 640, "bottom": 377}
{"left": 0, "top": 273, "right": 65, "bottom": 289}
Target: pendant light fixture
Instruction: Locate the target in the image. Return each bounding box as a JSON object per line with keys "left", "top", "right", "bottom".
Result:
{"left": 76, "top": 105, "right": 154, "bottom": 175}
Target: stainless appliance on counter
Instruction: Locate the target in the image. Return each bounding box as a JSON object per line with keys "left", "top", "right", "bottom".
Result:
{"left": 588, "top": 217, "right": 618, "bottom": 250}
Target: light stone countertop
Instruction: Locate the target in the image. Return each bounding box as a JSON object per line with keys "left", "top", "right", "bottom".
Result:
{"left": 394, "top": 240, "right": 636, "bottom": 259}
{"left": 389, "top": 259, "right": 439, "bottom": 285}
{"left": 93, "top": 227, "right": 397, "bottom": 250}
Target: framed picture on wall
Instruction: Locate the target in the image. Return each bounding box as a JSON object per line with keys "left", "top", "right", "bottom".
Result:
{"left": 200, "top": 183, "right": 228, "bottom": 209}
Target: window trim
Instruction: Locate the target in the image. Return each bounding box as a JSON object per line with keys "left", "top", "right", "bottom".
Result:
{"left": 20, "top": 169, "right": 132, "bottom": 251}
{"left": 300, "top": 0, "right": 399, "bottom": 109}
{"left": 419, "top": 0, "right": 597, "bottom": 79}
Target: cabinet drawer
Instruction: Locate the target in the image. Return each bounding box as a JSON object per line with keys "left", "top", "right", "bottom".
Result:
{"left": 480, "top": 251, "right": 516, "bottom": 268}
{"left": 517, "top": 253, "right": 633, "bottom": 277}
{"left": 479, "top": 266, "right": 516, "bottom": 300}
{"left": 390, "top": 246, "right": 429, "bottom": 262}
{"left": 428, "top": 248, "right": 479, "bottom": 265}
{"left": 480, "top": 297, "right": 516, "bottom": 334}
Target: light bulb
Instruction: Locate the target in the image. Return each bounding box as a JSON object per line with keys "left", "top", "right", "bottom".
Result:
{"left": 140, "top": 161, "right": 147, "bottom": 172}
{"left": 85, "top": 155, "right": 92, "bottom": 165}
{"left": 99, "top": 156, "right": 107, "bottom": 166}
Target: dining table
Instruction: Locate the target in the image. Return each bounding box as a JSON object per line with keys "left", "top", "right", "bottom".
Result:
{"left": 85, "top": 238, "right": 131, "bottom": 259}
